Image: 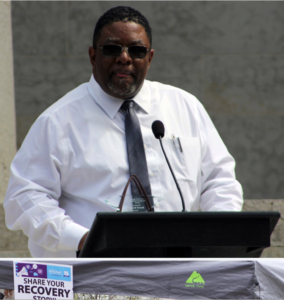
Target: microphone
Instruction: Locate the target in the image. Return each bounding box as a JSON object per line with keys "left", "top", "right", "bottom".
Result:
{"left": 151, "top": 120, "right": 186, "bottom": 212}
{"left": 152, "top": 120, "right": 165, "bottom": 139}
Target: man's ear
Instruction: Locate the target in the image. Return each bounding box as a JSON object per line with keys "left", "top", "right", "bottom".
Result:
{"left": 89, "top": 46, "right": 96, "bottom": 67}
{"left": 148, "top": 49, "right": 154, "bottom": 69}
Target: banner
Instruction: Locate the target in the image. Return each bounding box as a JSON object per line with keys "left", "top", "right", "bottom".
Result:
{"left": 13, "top": 261, "right": 73, "bottom": 300}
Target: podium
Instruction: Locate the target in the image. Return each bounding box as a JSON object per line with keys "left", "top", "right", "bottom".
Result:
{"left": 79, "top": 211, "right": 280, "bottom": 258}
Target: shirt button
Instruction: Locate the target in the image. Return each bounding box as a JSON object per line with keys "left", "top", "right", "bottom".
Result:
{"left": 144, "top": 144, "right": 147, "bottom": 149}
{"left": 150, "top": 172, "right": 155, "bottom": 177}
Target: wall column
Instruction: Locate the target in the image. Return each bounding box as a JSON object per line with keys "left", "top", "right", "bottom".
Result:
{"left": 0, "top": 1, "right": 16, "bottom": 203}
{"left": 0, "top": 1, "right": 30, "bottom": 257}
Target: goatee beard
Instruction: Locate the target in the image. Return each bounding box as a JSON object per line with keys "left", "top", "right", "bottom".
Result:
{"left": 108, "top": 78, "right": 137, "bottom": 98}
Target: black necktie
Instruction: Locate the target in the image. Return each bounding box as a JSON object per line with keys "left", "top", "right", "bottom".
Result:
{"left": 121, "top": 100, "right": 152, "bottom": 210}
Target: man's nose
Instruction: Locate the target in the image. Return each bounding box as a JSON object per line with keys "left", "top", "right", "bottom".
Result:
{"left": 116, "top": 48, "right": 132, "bottom": 63}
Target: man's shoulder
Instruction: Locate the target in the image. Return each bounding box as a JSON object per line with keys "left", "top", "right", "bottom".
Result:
{"left": 145, "top": 80, "right": 200, "bottom": 104}
{"left": 42, "top": 82, "right": 90, "bottom": 118}
{"left": 28, "top": 82, "right": 92, "bottom": 132}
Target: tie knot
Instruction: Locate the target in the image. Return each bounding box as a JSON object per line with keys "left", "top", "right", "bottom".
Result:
{"left": 121, "top": 100, "right": 134, "bottom": 112}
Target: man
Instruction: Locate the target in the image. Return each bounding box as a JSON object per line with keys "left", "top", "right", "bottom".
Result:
{"left": 4, "top": 6, "right": 243, "bottom": 258}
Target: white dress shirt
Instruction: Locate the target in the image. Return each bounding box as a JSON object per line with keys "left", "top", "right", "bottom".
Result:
{"left": 4, "top": 75, "right": 243, "bottom": 257}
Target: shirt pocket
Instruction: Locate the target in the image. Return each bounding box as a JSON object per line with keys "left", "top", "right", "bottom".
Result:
{"left": 163, "top": 136, "right": 201, "bottom": 181}
{"left": 163, "top": 136, "right": 201, "bottom": 210}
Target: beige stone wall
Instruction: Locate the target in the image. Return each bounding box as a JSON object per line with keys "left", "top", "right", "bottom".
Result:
{"left": 0, "top": 1, "right": 30, "bottom": 258}
{"left": 243, "top": 200, "right": 284, "bottom": 257}
{"left": 0, "top": 1, "right": 16, "bottom": 204}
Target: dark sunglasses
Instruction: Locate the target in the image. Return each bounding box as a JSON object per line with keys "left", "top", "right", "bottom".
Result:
{"left": 96, "top": 44, "right": 150, "bottom": 59}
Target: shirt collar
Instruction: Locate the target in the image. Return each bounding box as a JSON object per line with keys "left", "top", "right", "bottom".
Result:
{"left": 88, "top": 75, "right": 151, "bottom": 119}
